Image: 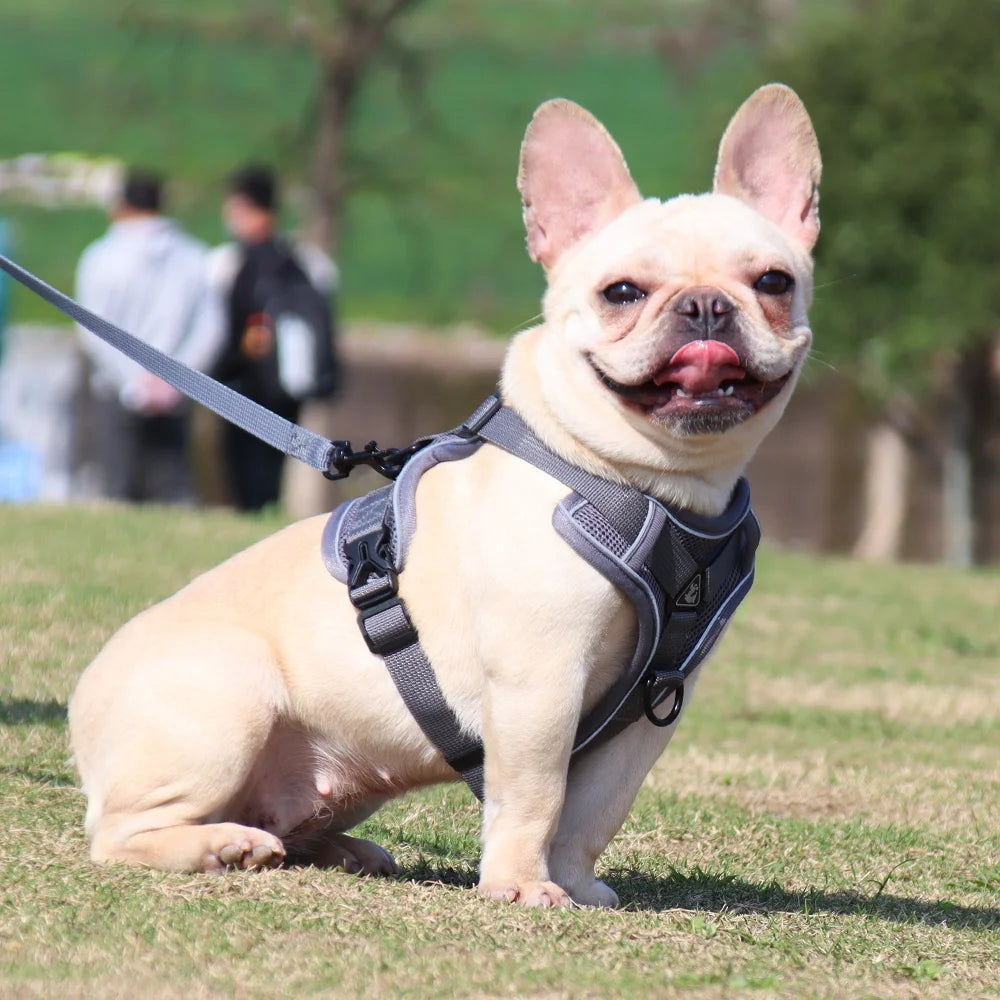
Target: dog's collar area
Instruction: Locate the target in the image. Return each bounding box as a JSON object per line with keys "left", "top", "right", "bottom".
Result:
{"left": 325, "top": 395, "right": 759, "bottom": 803}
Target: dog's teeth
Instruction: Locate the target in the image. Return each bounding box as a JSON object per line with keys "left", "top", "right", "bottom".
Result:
{"left": 724, "top": 385, "right": 735, "bottom": 396}
{"left": 712, "top": 388, "right": 725, "bottom": 396}
{"left": 675, "top": 388, "right": 691, "bottom": 398}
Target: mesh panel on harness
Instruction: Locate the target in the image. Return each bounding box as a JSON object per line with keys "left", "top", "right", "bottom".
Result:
{"left": 569, "top": 501, "right": 632, "bottom": 560}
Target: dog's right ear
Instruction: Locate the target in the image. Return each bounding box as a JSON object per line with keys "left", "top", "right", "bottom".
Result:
{"left": 518, "top": 100, "right": 642, "bottom": 272}
{"left": 714, "top": 84, "right": 822, "bottom": 250}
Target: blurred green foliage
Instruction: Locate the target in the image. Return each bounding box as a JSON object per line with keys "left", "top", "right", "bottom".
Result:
{"left": 768, "top": 0, "right": 1000, "bottom": 393}
{"left": 0, "top": 0, "right": 759, "bottom": 330}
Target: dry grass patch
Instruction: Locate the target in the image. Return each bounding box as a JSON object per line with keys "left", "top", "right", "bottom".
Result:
{"left": 744, "top": 673, "right": 1000, "bottom": 724}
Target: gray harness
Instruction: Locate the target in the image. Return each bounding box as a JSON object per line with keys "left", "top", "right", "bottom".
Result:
{"left": 323, "top": 395, "right": 760, "bottom": 801}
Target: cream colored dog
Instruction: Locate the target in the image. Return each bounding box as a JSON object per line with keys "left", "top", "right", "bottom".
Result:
{"left": 69, "top": 84, "right": 821, "bottom": 908}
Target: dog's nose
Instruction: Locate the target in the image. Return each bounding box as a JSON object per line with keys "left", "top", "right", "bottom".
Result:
{"left": 674, "top": 288, "right": 734, "bottom": 337}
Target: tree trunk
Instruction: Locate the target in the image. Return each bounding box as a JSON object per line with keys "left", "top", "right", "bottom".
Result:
{"left": 941, "top": 353, "right": 977, "bottom": 566}
{"left": 307, "top": 0, "right": 422, "bottom": 255}
{"left": 853, "top": 413, "right": 911, "bottom": 562}
{"left": 309, "top": 60, "right": 355, "bottom": 255}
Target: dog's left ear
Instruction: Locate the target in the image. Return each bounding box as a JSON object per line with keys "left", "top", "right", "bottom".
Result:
{"left": 714, "top": 83, "right": 822, "bottom": 250}
{"left": 519, "top": 99, "right": 642, "bottom": 271}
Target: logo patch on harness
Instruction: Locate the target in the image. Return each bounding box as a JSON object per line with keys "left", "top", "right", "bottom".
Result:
{"left": 676, "top": 573, "right": 703, "bottom": 609}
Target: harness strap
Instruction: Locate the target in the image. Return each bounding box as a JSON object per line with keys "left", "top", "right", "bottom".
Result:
{"left": 342, "top": 517, "right": 486, "bottom": 799}
{"left": 0, "top": 253, "right": 339, "bottom": 475}
{"left": 475, "top": 404, "right": 650, "bottom": 539}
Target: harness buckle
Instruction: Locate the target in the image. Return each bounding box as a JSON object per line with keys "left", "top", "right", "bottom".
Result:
{"left": 642, "top": 670, "right": 685, "bottom": 728}
{"left": 343, "top": 528, "right": 420, "bottom": 655}
{"left": 345, "top": 533, "right": 398, "bottom": 610}
{"left": 457, "top": 393, "right": 503, "bottom": 438}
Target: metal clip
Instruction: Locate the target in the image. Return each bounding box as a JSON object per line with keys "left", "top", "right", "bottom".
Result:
{"left": 323, "top": 439, "right": 428, "bottom": 482}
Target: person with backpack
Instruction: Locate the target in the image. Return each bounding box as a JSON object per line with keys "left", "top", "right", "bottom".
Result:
{"left": 208, "top": 165, "right": 340, "bottom": 511}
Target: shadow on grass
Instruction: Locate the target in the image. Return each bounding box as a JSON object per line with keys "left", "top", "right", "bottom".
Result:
{"left": 607, "top": 866, "right": 1000, "bottom": 931}
{"left": 399, "top": 860, "right": 478, "bottom": 891}
{"left": 397, "top": 859, "right": 999, "bottom": 931}
{"left": 0, "top": 698, "right": 67, "bottom": 726}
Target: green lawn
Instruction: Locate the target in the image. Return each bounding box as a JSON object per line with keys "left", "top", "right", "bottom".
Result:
{"left": 1, "top": 503, "right": 998, "bottom": 999}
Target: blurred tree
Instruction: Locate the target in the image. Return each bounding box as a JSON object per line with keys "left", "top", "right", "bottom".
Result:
{"left": 2, "top": 0, "right": 801, "bottom": 327}
{"left": 124, "top": 0, "right": 425, "bottom": 254}
{"left": 768, "top": 0, "right": 1000, "bottom": 564}
{"left": 652, "top": 0, "right": 797, "bottom": 83}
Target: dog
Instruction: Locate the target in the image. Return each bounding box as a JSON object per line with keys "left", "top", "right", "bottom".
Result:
{"left": 69, "top": 83, "right": 821, "bottom": 908}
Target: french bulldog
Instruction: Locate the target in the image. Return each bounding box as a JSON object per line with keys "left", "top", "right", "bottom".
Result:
{"left": 69, "top": 83, "right": 821, "bottom": 908}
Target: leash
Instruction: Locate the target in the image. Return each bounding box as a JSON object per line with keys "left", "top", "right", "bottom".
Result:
{"left": 0, "top": 253, "right": 420, "bottom": 482}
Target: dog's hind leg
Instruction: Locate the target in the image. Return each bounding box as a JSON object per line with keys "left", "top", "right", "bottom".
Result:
{"left": 70, "top": 624, "right": 290, "bottom": 873}
{"left": 91, "top": 819, "right": 286, "bottom": 873}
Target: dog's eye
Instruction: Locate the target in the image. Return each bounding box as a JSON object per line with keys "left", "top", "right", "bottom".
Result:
{"left": 602, "top": 281, "right": 647, "bottom": 305}
{"left": 754, "top": 271, "right": 795, "bottom": 296}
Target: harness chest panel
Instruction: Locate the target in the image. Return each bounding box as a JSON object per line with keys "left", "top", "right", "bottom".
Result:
{"left": 322, "top": 397, "right": 760, "bottom": 801}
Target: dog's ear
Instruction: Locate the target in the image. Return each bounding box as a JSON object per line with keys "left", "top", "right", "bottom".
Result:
{"left": 518, "top": 100, "right": 642, "bottom": 271}
{"left": 714, "top": 84, "right": 822, "bottom": 250}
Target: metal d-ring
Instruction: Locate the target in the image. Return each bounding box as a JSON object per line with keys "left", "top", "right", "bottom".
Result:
{"left": 643, "top": 671, "right": 685, "bottom": 728}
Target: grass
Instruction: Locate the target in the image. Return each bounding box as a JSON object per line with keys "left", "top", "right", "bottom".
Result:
{"left": 1, "top": 502, "right": 998, "bottom": 999}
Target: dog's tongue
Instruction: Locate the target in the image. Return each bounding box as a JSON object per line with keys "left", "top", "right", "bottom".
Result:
{"left": 654, "top": 340, "right": 745, "bottom": 394}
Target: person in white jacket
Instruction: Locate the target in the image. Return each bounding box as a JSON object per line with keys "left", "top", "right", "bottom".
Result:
{"left": 75, "top": 170, "right": 224, "bottom": 502}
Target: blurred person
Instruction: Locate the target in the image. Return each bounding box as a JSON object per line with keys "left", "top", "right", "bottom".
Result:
{"left": 208, "top": 165, "right": 339, "bottom": 512}
{"left": 75, "top": 169, "right": 224, "bottom": 503}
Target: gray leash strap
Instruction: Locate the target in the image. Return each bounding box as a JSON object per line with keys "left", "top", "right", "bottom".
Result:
{"left": 0, "top": 253, "right": 337, "bottom": 474}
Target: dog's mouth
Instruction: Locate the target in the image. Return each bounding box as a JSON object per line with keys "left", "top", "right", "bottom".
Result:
{"left": 590, "top": 340, "right": 791, "bottom": 425}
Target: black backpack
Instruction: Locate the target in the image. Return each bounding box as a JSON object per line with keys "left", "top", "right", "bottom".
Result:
{"left": 235, "top": 242, "right": 340, "bottom": 405}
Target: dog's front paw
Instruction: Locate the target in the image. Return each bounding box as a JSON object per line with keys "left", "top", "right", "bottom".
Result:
{"left": 477, "top": 879, "right": 573, "bottom": 908}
